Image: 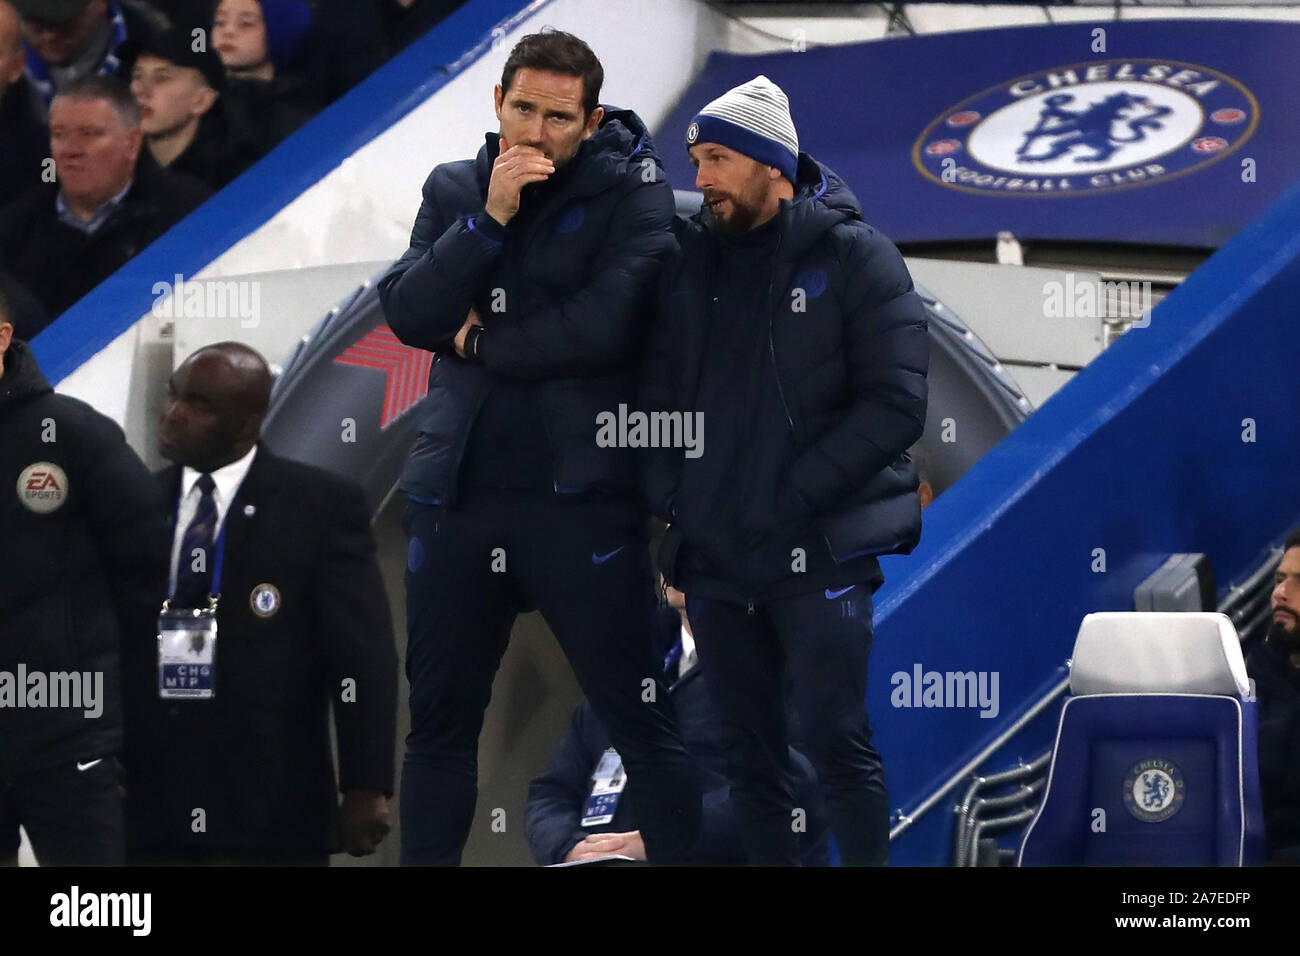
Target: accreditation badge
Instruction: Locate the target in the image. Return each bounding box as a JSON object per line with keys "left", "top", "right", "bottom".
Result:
{"left": 581, "top": 748, "right": 628, "bottom": 827}
{"left": 157, "top": 606, "right": 218, "bottom": 699}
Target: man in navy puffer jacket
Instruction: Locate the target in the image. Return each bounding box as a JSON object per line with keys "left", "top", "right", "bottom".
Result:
{"left": 378, "top": 30, "right": 700, "bottom": 866}
{"left": 640, "top": 75, "right": 929, "bottom": 865}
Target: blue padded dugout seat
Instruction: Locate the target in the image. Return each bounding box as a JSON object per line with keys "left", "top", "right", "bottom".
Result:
{"left": 1018, "top": 612, "right": 1266, "bottom": 866}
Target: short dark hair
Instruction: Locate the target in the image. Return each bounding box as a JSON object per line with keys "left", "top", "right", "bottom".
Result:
{"left": 1286, "top": 529, "right": 1300, "bottom": 553}
{"left": 501, "top": 30, "right": 603, "bottom": 116}
{"left": 54, "top": 74, "right": 142, "bottom": 127}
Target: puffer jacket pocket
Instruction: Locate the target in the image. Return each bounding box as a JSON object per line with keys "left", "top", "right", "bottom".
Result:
{"left": 817, "top": 455, "right": 922, "bottom": 561}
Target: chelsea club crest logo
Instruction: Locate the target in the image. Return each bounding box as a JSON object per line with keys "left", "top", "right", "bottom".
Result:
{"left": 1123, "top": 758, "right": 1186, "bottom": 822}
{"left": 913, "top": 59, "right": 1257, "bottom": 196}
{"left": 250, "top": 583, "right": 281, "bottom": 618}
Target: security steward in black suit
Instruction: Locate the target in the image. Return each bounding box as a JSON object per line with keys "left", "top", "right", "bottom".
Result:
{"left": 122, "top": 342, "right": 398, "bottom": 866}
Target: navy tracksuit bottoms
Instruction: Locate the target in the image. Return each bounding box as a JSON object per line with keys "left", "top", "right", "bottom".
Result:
{"left": 685, "top": 584, "right": 889, "bottom": 865}
{"left": 400, "top": 490, "right": 701, "bottom": 865}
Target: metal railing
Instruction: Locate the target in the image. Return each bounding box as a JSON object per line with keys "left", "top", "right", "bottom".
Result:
{"left": 889, "top": 671, "right": 1068, "bottom": 842}
{"left": 952, "top": 752, "right": 1051, "bottom": 866}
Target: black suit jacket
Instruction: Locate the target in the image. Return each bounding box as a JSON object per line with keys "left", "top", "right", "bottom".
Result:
{"left": 123, "top": 446, "right": 397, "bottom": 857}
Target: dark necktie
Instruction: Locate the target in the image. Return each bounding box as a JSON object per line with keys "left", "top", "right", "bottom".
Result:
{"left": 174, "top": 474, "right": 217, "bottom": 607}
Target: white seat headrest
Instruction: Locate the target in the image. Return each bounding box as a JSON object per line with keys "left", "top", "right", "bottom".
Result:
{"left": 1069, "top": 612, "right": 1249, "bottom": 697}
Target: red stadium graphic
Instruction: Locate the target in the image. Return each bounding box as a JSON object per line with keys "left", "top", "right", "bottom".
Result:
{"left": 333, "top": 325, "right": 434, "bottom": 429}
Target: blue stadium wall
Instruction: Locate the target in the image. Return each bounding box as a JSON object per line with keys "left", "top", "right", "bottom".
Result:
{"left": 878, "top": 177, "right": 1300, "bottom": 864}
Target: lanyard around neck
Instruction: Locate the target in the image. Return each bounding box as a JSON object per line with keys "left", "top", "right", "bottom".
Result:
{"left": 168, "top": 504, "right": 230, "bottom": 605}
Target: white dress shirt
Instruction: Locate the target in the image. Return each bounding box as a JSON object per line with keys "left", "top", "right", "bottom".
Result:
{"left": 168, "top": 445, "right": 258, "bottom": 594}
{"left": 678, "top": 626, "right": 698, "bottom": 680}
{"left": 56, "top": 177, "right": 133, "bottom": 235}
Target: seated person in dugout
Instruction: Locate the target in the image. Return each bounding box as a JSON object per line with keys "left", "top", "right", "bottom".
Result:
{"left": 525, "top": 573, "right": 830, "bottom": 866}
{"left": 1246, "top": 529, "right": 1300, "bottom": 863}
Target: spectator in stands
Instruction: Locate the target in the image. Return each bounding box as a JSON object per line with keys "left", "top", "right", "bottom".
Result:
{"left": 0, "top": 289, "right": 168, "bottom": 866}
{"left": 292, "top": 0, "right": 383, "bottom": 106}
{"left": 123, "top": 27, "right": 261, "bottom": 189}
{"left": 0, "top": 1, "right": 48, "bottom": 208}
{"left": 380, "top": 0, "right": 463, "bottom": 58}
{"left": 1246, "top": 529, "right": 1300, "bottom": 863}
{"left": 12, "top": 0, "right": 167, "bottom": 116}
{"left": 0, "top": 74, "right": 211, "bottom": 324}
{"left": 212, "top": 0, "right": 319, "bottom": 151}
{"left": 0, "top": 268, "right": 47, "bottom": 340}
{"left": 149, "top": 0, "right": 213, "bottom": 26}
{"left": 526, "top": 575, "right": 829, "bottom": 866}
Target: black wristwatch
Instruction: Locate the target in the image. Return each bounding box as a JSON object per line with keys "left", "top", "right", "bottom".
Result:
{"left": 463, "top": 324, "right": 486, "bottom": 363}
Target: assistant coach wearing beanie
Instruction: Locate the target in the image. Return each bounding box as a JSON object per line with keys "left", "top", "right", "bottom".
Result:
{"left": 640, "top": 76, "right": 929, "bottom": 865}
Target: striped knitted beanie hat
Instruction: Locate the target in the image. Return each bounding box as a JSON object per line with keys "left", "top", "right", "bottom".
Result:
{"left": 686, "top": 75, "right": 799, "bottom": 183}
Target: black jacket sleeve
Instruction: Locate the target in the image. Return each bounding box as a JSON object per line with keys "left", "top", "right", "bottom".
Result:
{"left": 1255, "top": 681, "right": 1300, "bottom": 802}
{"left": 475, "top": 178, "right": 676, "bottom": 380}
{"left": 314, "top": 479, "right": 398, "bottom": 796}
{"left": 377, "top": 167, "right": 505, "bottom": 353}
{"left": 788, "top": 227, "right": 929, "bottom": 513}
{"left": 524, "top": 703, "right": 603, "bottom": 865}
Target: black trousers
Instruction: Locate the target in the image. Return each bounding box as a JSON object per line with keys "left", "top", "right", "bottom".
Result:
{"left": 685, "top": 584, "right": 890, "bottom": 865}
{"left": 0, "top": 755, "right": 124, "bottom": 866}
{"left": 400, "top": 491, "right": 702, "bottom": 866}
